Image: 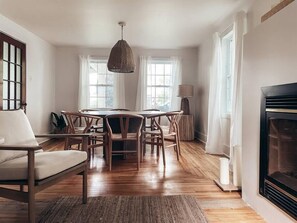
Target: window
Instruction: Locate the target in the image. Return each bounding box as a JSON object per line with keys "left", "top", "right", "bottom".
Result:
{"left": 221, "top": 30, "right": 234, "bottom": 114}
{"left": 88, "top": 59, "right": 114, "bottom": 108}
{"left": 0, "top": 32, "right": 26, "bottom": 111}
{"left": 146, "top": 59, "right": 173, "bottom": 111}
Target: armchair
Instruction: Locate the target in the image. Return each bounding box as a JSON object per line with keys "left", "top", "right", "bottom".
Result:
{"left": 0, "top": 110, "right": 89, "bottom": 223}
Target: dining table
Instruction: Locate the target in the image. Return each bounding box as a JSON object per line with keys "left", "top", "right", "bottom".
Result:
{"left": 80, "top": 110, "right": 166, "bottom": 158}
{"left": 81, "top": 110, "right": 166, "bottom": 134}
{"left": 81, "top": 110, "right": 166, "bottom": 119}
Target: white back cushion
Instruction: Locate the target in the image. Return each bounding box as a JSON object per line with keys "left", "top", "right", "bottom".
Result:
{"left": 0, "top": 110, "right": 38, "bottom": 164}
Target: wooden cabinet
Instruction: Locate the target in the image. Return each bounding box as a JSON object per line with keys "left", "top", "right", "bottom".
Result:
{"left": 178, "top": 115, "right": 194, "bottom": 141}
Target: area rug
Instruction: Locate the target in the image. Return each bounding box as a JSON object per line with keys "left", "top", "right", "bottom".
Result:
{"left": 38, "top": 195, "right": 208, "bottom": 223}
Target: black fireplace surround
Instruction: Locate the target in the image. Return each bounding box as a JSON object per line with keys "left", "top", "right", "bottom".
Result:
{"left": 260, "top": 83, "right": 297, "bottom": 220}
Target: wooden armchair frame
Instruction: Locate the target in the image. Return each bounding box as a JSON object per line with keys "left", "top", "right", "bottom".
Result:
{"left": 0, "top": 133, "right": 89, "bottom": 223}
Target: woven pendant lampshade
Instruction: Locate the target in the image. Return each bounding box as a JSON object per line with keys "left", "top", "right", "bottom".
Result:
{"left": 108, "top": 22, "right": 135, "bottom": 73}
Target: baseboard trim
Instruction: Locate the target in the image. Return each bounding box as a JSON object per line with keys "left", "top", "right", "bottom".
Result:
{"left": 194, "top": 130, "right": 207, "bottom": 144}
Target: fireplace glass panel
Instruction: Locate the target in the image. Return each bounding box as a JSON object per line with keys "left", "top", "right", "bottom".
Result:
{"left": 268, "top": 118, "right": 297, "bottom": 192}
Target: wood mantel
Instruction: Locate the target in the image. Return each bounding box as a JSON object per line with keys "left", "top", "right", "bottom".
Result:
{"left": 261, "top": 0, "right": 295, "bottom": 22}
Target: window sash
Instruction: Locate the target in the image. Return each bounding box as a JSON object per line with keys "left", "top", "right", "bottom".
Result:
{"left": 146, "top": 59, "right": 173, "bottom": 111}
{"left": 88, "top": 60, "right": 114, "bottom": 109}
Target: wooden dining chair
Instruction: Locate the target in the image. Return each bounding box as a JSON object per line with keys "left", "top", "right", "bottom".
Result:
{"left": 61, "top": 111, "right": 108, "bottom": 161}
{"left": 105, "top": 114, "right": 143, "bottom": 171}
{"left": 142, "top": 109, "right": 162, "bottom": 155}
{"left": 142, "top": 111, "right": 183, "bottom": 166}
{"left": 79, "top": 108, "right": 109, "bottom": 133}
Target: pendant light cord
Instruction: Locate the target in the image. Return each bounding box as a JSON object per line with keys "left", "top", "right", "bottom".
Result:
{"left": 119, "top": 21, "right": 125, "bottom": 40}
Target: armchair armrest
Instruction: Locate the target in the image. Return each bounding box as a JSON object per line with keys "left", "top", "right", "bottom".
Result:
{"left": 35, "top": 133, "right": 91, "bottom": 152}
{"left": 35, "top": 133, "right": 91, "bottom": 138}
{"left": 0, "top": 145, "right": 42, "bottom": 151}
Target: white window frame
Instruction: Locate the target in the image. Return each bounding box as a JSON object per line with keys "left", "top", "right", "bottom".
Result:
{"left": 88, "top": 59, "right": 114, "bottom": 109}
{"left": 146, "top": 58, "right": 173, "bottom": 112}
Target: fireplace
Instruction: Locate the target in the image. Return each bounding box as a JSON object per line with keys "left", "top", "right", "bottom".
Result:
{"left": 260, "top": 83, "right": 297, "bottom": 220}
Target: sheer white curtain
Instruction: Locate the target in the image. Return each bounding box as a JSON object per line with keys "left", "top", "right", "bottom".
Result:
{"left": 170, "top": 57, "right": 182, "bottom": 111}
{"left": 230, "top": 11, "right": 246, "bottom": 186}
{"left": 205, "top": 33, "right": 224, "bottom": 154}
{"left": 113, "top": 73, "right": 126, "bottom": 108}
{"left": 230, "top": 11, "right": 246, "bottom": 161}
{"left": 78, "top": 55, "right": 90, "bottom": 110}
{"left": 136, "top": 56, "right": 150, "bottom": 110}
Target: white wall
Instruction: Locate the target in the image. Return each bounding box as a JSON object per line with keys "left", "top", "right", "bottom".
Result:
{"left": 242, "top": 2, "right": 297, "bottom": 223}
{"left": 195, "top": 37, "right": 212, "bottom": 143}
{"left": 55, "top": 46, "right": 197, "bottom": 113}
{"left": 0, "top": 14, "right": 56, "bottom": 135}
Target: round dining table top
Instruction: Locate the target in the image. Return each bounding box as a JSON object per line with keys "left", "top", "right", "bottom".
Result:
{"left": 81, "top": 110, "right": 166, "bottom": 118}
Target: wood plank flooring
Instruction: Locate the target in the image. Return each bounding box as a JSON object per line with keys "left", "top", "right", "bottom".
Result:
{"left": 0, "top": 140, "right": 265, "bottom": 222}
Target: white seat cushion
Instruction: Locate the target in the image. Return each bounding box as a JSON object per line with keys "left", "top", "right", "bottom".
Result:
{"left": 0, "top": 150, "right": 87, "bottom": 180}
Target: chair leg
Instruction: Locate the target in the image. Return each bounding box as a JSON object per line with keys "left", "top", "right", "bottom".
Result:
{"left": 104, "top": 135, "right": 109, "bottom": 166}
{"left": 140, "top": 136, "right": 143, "bottom": 163}
{"left": 157, "top": 143, "right": 160, "bottom": 157}
{"left": 109, "top": 139, "right": 112, "bottom": 171}
{"left": 174, "top": 136, "right": 180, "bottom": 161}
{"left": 64, "top": 138, "right": 69, "bottom": 150}
{"left": 83, "top": 166, "right": 88, "bottom": 204}
{"left": 28, "top": 192, "right": 35, "bottom": 223}
{"left": 90, "top": 137, "right": 95, "bottom": 158}
{"left": 175, "top": 145, "right": 179, "bottom": 161}
{"left": 28, "top": 151, "right": 35, "bottom": 223}
{"left": 142, "top": 133, "right": 146, "bottom": 157}
{"left": 177, "top": 133, "right": 181, "bottom": 156}
{"left": 151, "top": 137, "right": 154, "bottom": 154}
{"left": 137, "top": 139, "right": 140, "bottom": 171}
{"left": 161, "top": 137, "right": 166, "bottom": 167}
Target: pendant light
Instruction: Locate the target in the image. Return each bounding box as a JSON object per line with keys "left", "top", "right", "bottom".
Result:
{"left": 107, "top": 22, "right": 135, "bottom": 73}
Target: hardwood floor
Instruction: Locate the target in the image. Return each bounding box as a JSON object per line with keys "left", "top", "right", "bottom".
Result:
{"left": 0, "top": 140, "right": 265, "bottom": 222}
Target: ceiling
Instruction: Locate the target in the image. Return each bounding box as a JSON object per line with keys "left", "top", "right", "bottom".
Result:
{"left": 0, "top": 0, "right": 248, "bottom": 49}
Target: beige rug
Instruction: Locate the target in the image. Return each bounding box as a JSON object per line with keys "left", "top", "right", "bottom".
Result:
{"left": 38, "top": 195, "right": 208, "bottom": 223}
